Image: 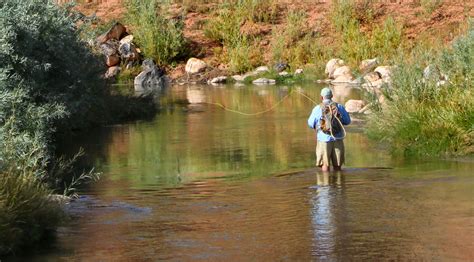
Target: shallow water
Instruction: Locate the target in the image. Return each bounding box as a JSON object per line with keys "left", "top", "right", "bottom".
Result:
{"left": 16, "top": 84, "right": 474, "bottom": 261}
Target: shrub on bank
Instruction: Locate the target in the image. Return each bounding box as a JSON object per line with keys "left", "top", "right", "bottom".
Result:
{"left": 125, "top": 0, "right": 188, "bottom": 66}
{"left": 0, "top": 171, "right": 62, "bottom": 255}
{"left": 0, "top": 0, "right": 114, "bottom": 254}
{"left": 367, "top": 25, "right": 474, "bottom": 156}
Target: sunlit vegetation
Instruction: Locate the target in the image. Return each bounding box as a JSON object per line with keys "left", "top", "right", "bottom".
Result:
{"left": 367, "top": 25, "right": 474, "bottom": 156}
{"left": 124, "top": 0, "right": 188, "bottom": 66}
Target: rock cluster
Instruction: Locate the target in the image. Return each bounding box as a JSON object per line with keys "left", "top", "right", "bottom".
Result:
{"left": 97, "top": 22, "right": 141, "bottom": 79}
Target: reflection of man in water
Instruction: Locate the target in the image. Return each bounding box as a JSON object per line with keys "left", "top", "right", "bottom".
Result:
{"left": 307, "top": 87, "right": 351, "bottom": 172}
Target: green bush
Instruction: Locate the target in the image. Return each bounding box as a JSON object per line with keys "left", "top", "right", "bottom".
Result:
{"left": 330, "top": 0, "right": 403, "bottom": 67}
{"left": 367, "top": 25, "right": 474, "bottom": 156}
{"left": 0, "top": 0, "right": 114, "bottom": 254}
{"left": 125, "top": 0, "right": 188, "bottom": 66}
{"left": 270, "top": 10, "right": 328, "bottom": 69}
{"left": 0, "top": 170, "right": 63, "bottom": 255}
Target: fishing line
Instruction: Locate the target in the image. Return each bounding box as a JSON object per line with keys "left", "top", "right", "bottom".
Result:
{"left": 201, "top": 89, "right": 347, "bottom": 139}
{"left": 202, "top": 90, "right": 318, "bottom": 116}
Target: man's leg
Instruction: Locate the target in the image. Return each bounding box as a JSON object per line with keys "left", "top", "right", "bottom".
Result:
{"left": 331, "top": 140, "right": 345, "bottom": 171}
{"left": 317, "top": 141, "right": 333, "bottom": 172}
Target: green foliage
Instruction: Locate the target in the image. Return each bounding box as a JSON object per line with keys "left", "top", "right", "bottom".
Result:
{"left": 0, "top": 0, "right": 106, "bottom": 171}
{"left": 204, "top": 1, "right": 270, "bottom": 73}
{"left": 0, "top": 170, "right": 63, "bottom": 255}
{"left": 270, "top": 10, "right": 328, "bottom": 69}
{"left": 125, "top": 0, "right": 188, "bottom": 66}
{"left": 367, "top": 26, "right": 474, "bottom": 156}
{"left": 330, "top": 0, "right": 403, "bottom": 67}
{"left": 0, "top": 0, "right": 113, "bottom": 254}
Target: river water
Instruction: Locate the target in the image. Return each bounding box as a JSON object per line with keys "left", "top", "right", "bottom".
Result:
{"left": 19, "top": 84, "right": 474, "bottom": 261}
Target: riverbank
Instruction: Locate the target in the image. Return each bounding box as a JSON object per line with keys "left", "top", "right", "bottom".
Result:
{"left": 75, "top": 0, "right": 473, "bottom": 79}
{"left": 0, "top": 0, "right": 158, "bottom": 255}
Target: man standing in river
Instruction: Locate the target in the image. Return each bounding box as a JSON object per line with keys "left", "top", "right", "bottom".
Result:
{"left": 307, "top": 87, "right": 351, "bottom": 172}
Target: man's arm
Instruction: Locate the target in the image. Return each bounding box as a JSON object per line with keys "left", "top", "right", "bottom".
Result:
{"left": 307, "top": 106, "right": 321, "bottom": 129}
{"left": 338, "top": 105, "right": 351, "bottom": 125}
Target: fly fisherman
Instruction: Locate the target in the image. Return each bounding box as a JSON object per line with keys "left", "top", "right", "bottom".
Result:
{"left": 307, "top": 87, "right": 351, "bottom": 172}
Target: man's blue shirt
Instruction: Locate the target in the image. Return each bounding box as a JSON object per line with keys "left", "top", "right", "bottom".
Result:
{"left": 307, "top": 100, "right": 351, "bottom": 142}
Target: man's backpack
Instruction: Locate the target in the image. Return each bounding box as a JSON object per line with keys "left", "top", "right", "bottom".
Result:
{"left": 319, "top": 102, "right": 342, "bottom": 136}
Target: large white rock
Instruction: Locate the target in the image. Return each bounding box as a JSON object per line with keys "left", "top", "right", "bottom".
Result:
{"left": 325, "top": 58, "right": 345, "bottom": 79}
{"left": 374, "top": 66, "right": 393, "bottom": 82}
{"left": 332, "top": 66, "right": 353, "bottom": 82}
{"left": 185, "top": 58, "right": 207, "bottom": 74}
{"left": 359, "top": 58, "right": 378, "bottom": 73}
{"left": 255, "top": 66, "right": 270, "bottom": 73}
{"left": 363, "top": 71, "right": 382, "bottom": 83}
{"left": 345, "top": 100, "right": 367, "bottom": 113}
{"left": 119, "top": 34, "right": 134, "bottom": 45}
{"left": 232, "top": 75, "right": 245, "bottom": 82}
{"left": 209, "top": 76, "right": 227, "bottom": 84}
{"left": 252, "top": 78, "right": 276, "bottom": 85}
{"left": 295, "top": 68, "right": 304, "bottom": 75}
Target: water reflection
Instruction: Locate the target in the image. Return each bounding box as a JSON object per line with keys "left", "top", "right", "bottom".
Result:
{"left": 310, "top": 172, "right": 345, "bottom": 260}
{"left": 33, "top": 84, "right": 474, "bottom": 261}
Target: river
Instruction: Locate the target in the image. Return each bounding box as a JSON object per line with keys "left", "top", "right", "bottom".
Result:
{"left": 16, "top": 83, "right": 474, "bottom": 261}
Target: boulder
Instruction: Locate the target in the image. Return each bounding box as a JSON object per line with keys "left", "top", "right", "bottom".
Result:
{"left": 374, "top": 66, "right": 393, "bottom": 82}
{"left": 278, "top": 71, "right": 289, "bottom": 76}
{"left": 345, "top": 100, "right": 367, "bottom": 113}
{"left": 362, "top": 79, "right": 384, "bottom": 91}
{"left": 295, "top": 68, "right": 304, "bottom": 75}
{"left": 325, "top": 58, "right": 344, "bottom": 79}
{"left": 119, "top": 35, "right": 134, "bottom": 45}
{"left": 185, "top": 58, "right": 207, "bottom": 74}
{"left": 363, "top": 71, "right": 382, "bottom": 83}
{"left": 252, "top": 78, "right": 276, "bottom": 85}
{"left": 232, "top": 75, "right": 246, "bottom": 82}
{"left": 47, "top": 194, "right": 71, "bottom": 206}
{"left": 273, "top": 62, "right": 289, "bottom": 72}
{"left": 255, "top": 66, "right": 270, "bottom": 73}
{"left": 332, "top": 66, "right": 353, "bottom": 82}
{"left": 359, "top": 58, "right": 378, "bottom": 73}
{"left": 96, "top": 22, "right": 127, "bottom": 44}
{"left": 134, "top": 59, "right": 166, "bottom": 93}
{"left": 106, "top": 54, "right": 120, "bottom": 67}
{"left": 118, "top": 41, "right": 139, "bottom": 61}
{"left": 100, "top": 39, "right": 119, "bottom": 56}
{"left": 209, "top": 76, "right": 227, "bottom": 84}
{"left": 104, "top": 66, "right": 121, "bottom": 79}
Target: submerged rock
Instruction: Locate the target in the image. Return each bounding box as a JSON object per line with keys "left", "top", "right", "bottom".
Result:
{"left": 252, "top": 78, "right": 276, "bottom": 85}
{"left": 47, "top": 194, "right": 71, "bottom": 207}
{"left": 185, "top": 58, "right": 207, "bottom": 74}
{"left": 134, "top": 59, "right": 167, "bottom": 93}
